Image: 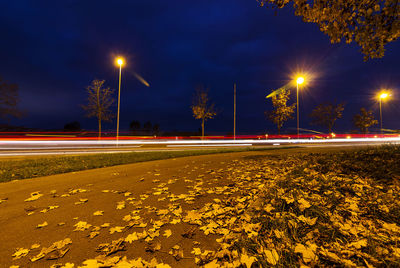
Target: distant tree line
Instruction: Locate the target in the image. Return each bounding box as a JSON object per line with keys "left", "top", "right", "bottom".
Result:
{"left": 129, "top": 120, "right": 160, "bottom": 136}
{"left": 266, "top": 90, "right": 379, "bottom": 134}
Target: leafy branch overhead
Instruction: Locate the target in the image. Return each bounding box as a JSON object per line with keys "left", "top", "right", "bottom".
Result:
{"left": 259, "top": 0, "right": 400, "bottom": 60}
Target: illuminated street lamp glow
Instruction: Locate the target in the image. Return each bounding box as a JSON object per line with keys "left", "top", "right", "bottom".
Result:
{"left": 379, "top": 93, "right": 388, "bottom": 99}
{"left": 296, "top": 77, "right": 305, "bottom": 85}
{"left": 116, "top": 57, "right": 124, "bottom": 66}
{"left": 296, "top": 76, "right": 305, "bottom": 139}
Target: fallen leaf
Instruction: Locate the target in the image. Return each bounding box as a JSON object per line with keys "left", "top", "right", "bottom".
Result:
{"left": 169, "top": 245, "right": 184, "bottom": 261}
{"left": 264, "top": 249, "right": 279, "bottom": 265}
{"left": 182, "top": 227, "right": 196, "bottom": 238}
{"left": 117, "top": 201, "right": 126, "bottom": 210}
{"left": 109, "top": 226, "right": 125, "bottom": 234}
{"left": 96, "top": 238, "right": 125, "bottom": 256}
{"left": 298, "top": 198, "right": 311, "bottom": 211}
{"left": 25, "top": 192, "right": 43, "bottom": 202}
{"left": 294, "top": 243, "right": 317, "bottom": 263}
{"left": 74, "top": 221, "right": 91, "bottom": 231}
{"left": 36, "top": 221, "right": 48, "bottom": 228}
{"left": 12, "top": 248, "right": 29, "bottom": 259}
{"left": 192, "top": 248, "right": 202, "bottom": 255}
{"left": 46, "top": 248, "right": 69, "bottom": 260}
{"left": 349, "top": 239, "right": 368, "bottom": 249}
{"left": 88, "top": 231, "right": 100, "bottom": 239}
{"left": 93, "top": 211, "right": 104, "bottom": 216}
{"left": 74, "top": 198, "right": 88, "bottom": 205}
{"left": 145, "top": 242, "right": 161, "bottom": 253}
{"left": 240, "top": 252, "right": 257, "bottom": 268}
{"left": 31, "top": 244, "right": 40, "bottom": 249}
{"left": 163, "top": 229, "right": 172, "bottom": 238}
{"left": 298, "top": 215, "right": 318, "bottom": 226}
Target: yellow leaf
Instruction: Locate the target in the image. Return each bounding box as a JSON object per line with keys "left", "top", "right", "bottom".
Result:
{"left": 298, "top": 215, "right": 318, "bottom": 226}
{"left": 163, "top": 229, "right": 172, "bottom": 238}
{"left": 192, "top": 248, "right": 202, "bottom": 255}
{"left": 93, "top": 211, "right": 104, "bottom": 216}
{"left": 170, "top": 218, "right": 181, "bottom": 224}
{"left": 265, "top": 204, "right": 274, "bottom": 213}
{"left": 383, "top": 222, "right": 400, "bottom": 233}
{"left": 157, "top": 209, "right": 169, "bottom": 215}
{"left": 294, "top": 243, "right": 317, "bottom": 263}
{"left": 240, "top": 253, "right": 257, "bottom": 268}
{"left": 274, "top": 230, "right": 284, "bottom": 239}
{"left": 88, "top": 231, "right": 99, "bottom": 239}
{"left": 349, "top": 239, "right": 367, "bottom": 249}
{"left": 109, "top": 226, "right": 125, "bottom": 234}
{"left": 116, "top": 201, "right": 126, "bottom": 210}
{"left": 203, "top": 259, "right": 220, "bottom": 268}
{"left": 24, "top": 192, "right": 43, "bottom": 202}
{"left": 36, "top": 221, "right": 48, "bottom": 228}
{"left": 74, "top": 221, "right": 91, "bottom": 231}
{"left": 125, "top": 232, "right": 139, "bottom": 243}
{"left": 264, "top": 249, "right": 279, "bottom": 265}
{"left": 298, "top": 198, "right": 311, "bottom": 211}
{"left": 12, "top": 248, "right": 29, "bottom": 259}
{"left": 30, "top": 244, "right": 40, "bottom": 249}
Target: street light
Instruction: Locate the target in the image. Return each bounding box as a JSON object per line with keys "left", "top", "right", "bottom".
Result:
{"left": 378, "top": 92, "right": 389, "bottom": 135}
{"left": 116, "top": 57, "right": 124, "bottom": 143}
{"left": 296, "top": 76, "right": 305, "bottom": 139}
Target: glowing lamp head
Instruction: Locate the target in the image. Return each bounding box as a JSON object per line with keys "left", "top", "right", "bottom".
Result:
{"left": 296, "top": 77, "right": 305, "bottom": 85}
{"left": 379, "top": 93, "right": 388, "bottom": 99}
{"left": 116, "top": 58, "right": 124, "bottom": 66}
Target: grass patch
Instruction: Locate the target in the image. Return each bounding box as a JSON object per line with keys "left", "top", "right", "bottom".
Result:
{"left": 0, "top": 146, "right": 296, "bottom": 183}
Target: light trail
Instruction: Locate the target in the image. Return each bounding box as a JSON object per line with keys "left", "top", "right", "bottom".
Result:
{"left": 167, "top": 144, "right": 253, "bottom": 147}
{"left": 1, "top": 137, "right": 400, "bottom": 146}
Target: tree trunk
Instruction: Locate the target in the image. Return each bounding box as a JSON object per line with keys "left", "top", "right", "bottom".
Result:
{"left": 98, "top": 116, "right": 102, "bottom": 138}
{"left": 97, "top": 88, "right": 101, "bottom": 138}
{"left": 278, "top": 126, "right": 281, "bottom": 135}
{"left": 201, "top": 118, "right": 205, "bottom": 139}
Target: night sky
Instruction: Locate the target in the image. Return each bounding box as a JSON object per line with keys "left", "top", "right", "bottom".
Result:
{"left": 1, "top": 1, "right": 399, "bottom": 135}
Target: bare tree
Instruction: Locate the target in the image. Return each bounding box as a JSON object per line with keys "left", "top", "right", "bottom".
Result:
{"left": 82, "top": 80, "right": 115, "bottom": 138}
{"left": 0, "top": 76, "right": 20, "bottom": 121}
{"left": 191, "top": 87, "right": 217, "bottom": 138}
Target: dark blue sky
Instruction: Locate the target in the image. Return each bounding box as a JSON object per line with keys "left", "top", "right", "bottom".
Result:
{"left": 1, "top": 1, "right": 399, "bottom": 134}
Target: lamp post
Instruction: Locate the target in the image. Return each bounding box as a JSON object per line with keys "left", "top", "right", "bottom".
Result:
{"left": 379, "top": 92, "right": 388, "bottom": 135}
{"left": 116, "top": 57, "right": 124, "bottom": 143}
{"left": 296, "top": 77, "right": 305, "bottom": 139}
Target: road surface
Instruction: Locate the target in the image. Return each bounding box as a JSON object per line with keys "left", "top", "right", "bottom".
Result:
{"left": 0, "top": 137, "right": 399, "bottom": 157}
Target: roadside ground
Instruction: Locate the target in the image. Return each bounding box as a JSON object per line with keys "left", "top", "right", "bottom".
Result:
{"left": 1, "top": 146, "right": 400, "bottom": 267}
